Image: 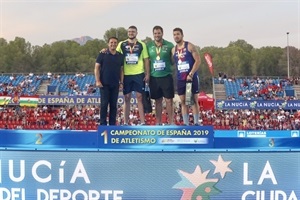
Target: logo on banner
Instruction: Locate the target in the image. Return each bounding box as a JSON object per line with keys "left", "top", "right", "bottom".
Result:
{"left": 173, "top": 155, "right": 232, "bottom": 199}
{"left": 237, "top": 131, "right": 246, "bottom": 137}
{"left": 281, "top": 101, "right": 288, "bottom": 109}
{"left": 216, "top": 101, "right": 225, "bottom": 109}
{"left": 249, "top": 101, "right": 257, "bottom": 109}
{"left": 291, "top": 130, "right": 299, "bottom": 137}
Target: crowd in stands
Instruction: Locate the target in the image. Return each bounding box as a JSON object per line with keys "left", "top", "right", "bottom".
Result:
{"left": 0, "top": 73, "right": 44, "bottom": 96}
{"left": 216, "top": 73, "right": 298, "bottom": 100}
{"left": 1, "top": 72, "right": 299, "bottom": 100}
{"left": 201, "top": 109, "right": 300, "bottom": 130}
{"left": 48, "top": 72, "right": 97, "bottom": 96}
{"left": 1, "top": 103, "right": 300, "bottom": 130}
{"left": 0, "top": 72, "right": 97, "bottom": 96}
{"left": 1, "top": 73, "right": 300, "bottom": 130}
{"left": 0, "top": 105, "right": 100, "bottom": 130}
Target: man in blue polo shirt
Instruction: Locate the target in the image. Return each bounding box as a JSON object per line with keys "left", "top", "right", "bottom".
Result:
{"left": 94, "top": 37, "right": 124, "bottom": 125}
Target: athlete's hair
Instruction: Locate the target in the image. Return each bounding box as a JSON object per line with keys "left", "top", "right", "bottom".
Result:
{"left": 153, "top": 25, "right": 163, "bottom": 33}
{"left": 128, "top": 25, "right": 138, "bottom": 31}
{"left": 108, "top": 37, "right": 118, "bottom": 43}
{"left": 173, "top": 27, "right": 183, "bottom": 35}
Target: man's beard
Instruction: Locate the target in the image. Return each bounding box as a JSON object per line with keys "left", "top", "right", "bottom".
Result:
{"left": 175, "top": 39, "right": 182, "bottom": 44}
{"left": 128, "top": 36, "right": 136, "bottom": 40}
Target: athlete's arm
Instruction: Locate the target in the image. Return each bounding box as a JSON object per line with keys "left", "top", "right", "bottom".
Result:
{"left": 119, "top": 65, "right": 124, "bottom": 90}
{"left": 94, "top": 62, "right": 103, "bottom": 88}
{"left": 143, "top": 58, "right": 150, "bottom": 83}
{"left": 188, "top": 43, "right": 201, "bottom": 77}
{"left": 142, "top": 42, "right": 150, "bottom": 83}
{"left": 171, "top": 47, "right": 175, "bottom": 65}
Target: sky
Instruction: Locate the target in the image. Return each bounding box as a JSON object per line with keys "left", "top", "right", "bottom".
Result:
{"left": 0, "top": 0, "right": 299, "bottom": 49}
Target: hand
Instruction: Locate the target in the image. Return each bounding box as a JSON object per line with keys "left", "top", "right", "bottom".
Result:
{"left": 143, "top": 73, "right": 150, "bottom": 83}
{"left": 100, "top": 48, "right": 108, "bottom": 53}
{"left": 119, "top": 83, "right": 124, "bottom": 91}
{"left": 96, "top": 80, "right": 103, "bottom": 88}
{"left": 186, "top": 73, "right": 193, "bottom": 82}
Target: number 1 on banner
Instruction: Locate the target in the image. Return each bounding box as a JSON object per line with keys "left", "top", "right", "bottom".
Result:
{"left": 101, "top": 130, "right": 108, "bottom": 144}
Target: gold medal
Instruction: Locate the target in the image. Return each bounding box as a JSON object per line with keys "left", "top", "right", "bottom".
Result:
{"left": 155, "top": 45, "right": 161, "bottom": 61}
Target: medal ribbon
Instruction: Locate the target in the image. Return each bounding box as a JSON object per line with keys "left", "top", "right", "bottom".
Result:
{"left": 156, "top": 43, "right": 162, "bottom": 58}
{"left": 128, "top": 40, "right": 137, "bottom": 54}
{"left": 176, "top": 48, "right": 183, "bottom": 63}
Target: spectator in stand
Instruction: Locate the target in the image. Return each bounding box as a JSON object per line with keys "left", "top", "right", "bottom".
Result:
{"left": 218, "top": 72, "right": 223, "bottom": 83}
{"left": 47, "top": 72, "right": 52, "bottom": 82}
{"left": 9, "top": 75, "right": 15, "bottom": 82}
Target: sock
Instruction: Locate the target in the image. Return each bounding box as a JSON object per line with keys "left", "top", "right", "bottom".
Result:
{"left": 193, "top": 114, "right": 199, "bottom": 124}
{"left": 183, "top": 114, "right": 189, "bottom": 125}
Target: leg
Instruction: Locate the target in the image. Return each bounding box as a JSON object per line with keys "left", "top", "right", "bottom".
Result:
{"left": 108, "top": 85, "right": 119, "bottom": 125}
{"left": 149, "top": 76, "right": 163, "bottom": 124}
{"left": 177, "top": 80, "right": 189, "bottom": 125}
{"left": 161, "top": 75, "right": 175, "bottom": 125}
{"left": 123, "top": 93, "right": 131, "bottom": 125}
{"left": 123, "top": 75, "right": 132, "bottom": 125}
{"left": 191, "top": 76, "right": 200, "bottom": 125}
{"left": 165, "top": 97, "right": 174, "bottom": 124}
{"left": 192, "top": 93, "right": 200, "bottom": 125}
{"left": 155, "top": 97, "right": 163, "bottom": 124}
{"left": 132, "top": 73, "right": 146, "bottom": 124}
{"left": 179, "top": 95, "right": 189, "bottom": 125}
{"left": 100, "top": 87, "right": 109, "bottom": 125}
{"left": 136, "top": 91, "right": 145, "bottom": 124}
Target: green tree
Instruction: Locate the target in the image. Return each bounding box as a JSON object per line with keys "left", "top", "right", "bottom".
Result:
{"left": 228, "top": 39, "right": 253, "bottom": 53}
{"left": 5, "top": 37, "right": 33, "bottom": 73}
{"left": 279, "top": 46, "right": 300, "bottom": 77}
{"left": 0, "top": 38, "right": 8, "bottom": 73}
{"left": 142, "top": 36, "right": 153, "bottom": 44}
{"left": 227, "top": 40, "right": 253, "bottom": 76}
{"left": 103, "top": 27, "right": 128, "bottom": 43}
{"left": 252, "top": 47, "right": 283, "bottom": 76}
{"left": 80, "top": 39, "right": 107, "bottom": 72}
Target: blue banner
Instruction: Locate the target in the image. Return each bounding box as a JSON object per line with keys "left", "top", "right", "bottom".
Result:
{"left": 0, "top": 130, "right": 98, "bottom": 149}
{"left": 1, "top": 151, "right": 300, "bottom": 199}
{"left": 216, "top": 100, "right": 300, "bottom": 110}
{"left": 98, "top": 125, "right": 214, "bottom": 150}
{"left": 6, "top": 95, "right": 138, "bottom": 105}
{"left": 0, "top": 126, "right": 214, "bottom": 150}
{"left": 38, "top": 95, "right": 137, "bottom": 105}
{"left": 214, "top": 130, "right": 300, "bottom": 149}
{"left": 214, "top": 130, "right": 300, "bottom": 138}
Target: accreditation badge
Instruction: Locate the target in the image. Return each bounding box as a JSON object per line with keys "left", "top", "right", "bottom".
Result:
{"left": 125, "top": 53, "right": 138, "bottom": 65}
{"left": 178, "top": 62, "right": 190, "bottom": 71}
{"left": 153, "top": 61, "right": 166, "bottom": 71}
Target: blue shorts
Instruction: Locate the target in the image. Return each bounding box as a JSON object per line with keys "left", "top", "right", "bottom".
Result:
{"left": 123, "top": 73, "right": 144, "bottom": 95}
{"left": 177, "top": 76, "right": 199, "bottom": 96}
